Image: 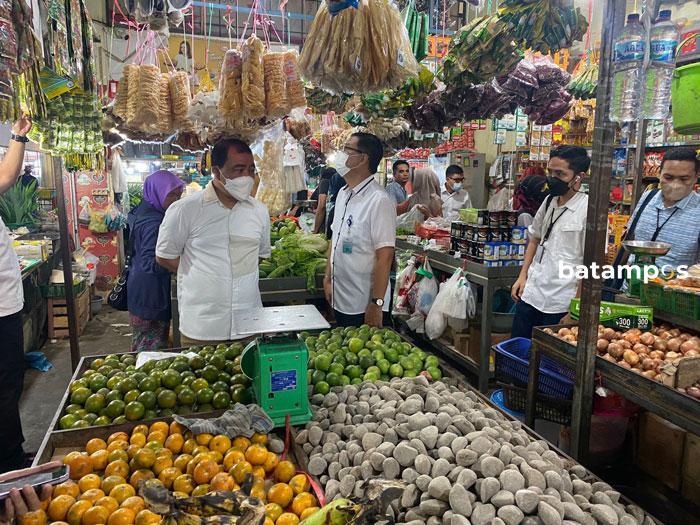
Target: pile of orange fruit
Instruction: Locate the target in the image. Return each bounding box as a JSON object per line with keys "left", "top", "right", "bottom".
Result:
{"left": 37, "top": 421, "right": 319, "bottom": 525}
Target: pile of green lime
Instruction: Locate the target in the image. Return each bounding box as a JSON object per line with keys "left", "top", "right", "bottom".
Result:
{"left": 304, "top": 326, "right": 443, "bottom": 395}
{"left": 59, "top": 344, "right": 252, "bottom": 430}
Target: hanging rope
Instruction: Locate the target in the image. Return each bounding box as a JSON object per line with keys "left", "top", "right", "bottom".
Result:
{"left": 584, "top": 0, "right": 592, "bottom": 53}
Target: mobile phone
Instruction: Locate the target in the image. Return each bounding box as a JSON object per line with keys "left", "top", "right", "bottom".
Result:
{"left": 0, "top": 463, "right": 69, "bottom": 500}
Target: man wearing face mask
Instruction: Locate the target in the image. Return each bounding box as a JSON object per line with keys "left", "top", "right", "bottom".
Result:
{"left": 324, "top": 133, "right": 396, "bottom": 328}
{"left": 625, "top": 148, "right": 700, "bottom": 272}
{"left": 156, "top": 138, "right": 271, "bottom": 343}
{"left": 510, "top": 146, "right": 590, "bottom": 339}
{"left": 441, "top": 165, "right": 472, "bottom": 220}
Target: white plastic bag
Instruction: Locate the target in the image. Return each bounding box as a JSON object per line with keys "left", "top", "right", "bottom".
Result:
{"left": 425, "top": 281, "right": 449, "bottom": 340}
{"left": 396, "top": 205, "right": 425, "bottom": 233}
{"left": 487, "top": 186, "right": 513, "bottom": 212}
{"left": 416, "top": 259, "right": 438, "bottom": 316}
{"left": 426, "top": 269, "right": 466, "bottom": 339}
{"left": 393, "top": 257, "right": 417, "bottom": 316}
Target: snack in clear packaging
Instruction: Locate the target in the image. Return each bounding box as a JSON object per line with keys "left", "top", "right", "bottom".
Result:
{"left": 137, "top": 64, "right": 161, "bottom": 131}
{"left": 263, "top": 52, "right": 288, "bottom": 118}
{"left": 283, "top": 50, "right": 306, "bottom": 109}
{"left": 170, "top": 70, "right": 192, "bottom": 129}
{"left": 156, "top": 73, "right": 173, "bottom": 134}
{"left": 124, "top": 64, "right": 140, "bottom": 127}
{"left": 218, "top": 49, "right": 244, "bottom": 121}
{"left": 241, "top": 35, "right": 266, "bottom": 119}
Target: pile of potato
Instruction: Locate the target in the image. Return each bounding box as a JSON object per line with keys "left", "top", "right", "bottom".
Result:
{"left": 544, "top": 324, "right": 700, "bottom": 383}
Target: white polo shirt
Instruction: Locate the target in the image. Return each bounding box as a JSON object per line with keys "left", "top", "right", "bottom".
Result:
{"left": 521, "top": 191, "right": 588, "bottom": 314}
{"left": 331, "top": 175, "right": 396, "bottom": 315}
{"left": 0, "top": 217, "right": 23, "bottom": 317}
{"left": 441, "top": 189, "right": 472, "bottom": 220}
{"left": 156, "top": 183, "right": 271, "bottom": 340}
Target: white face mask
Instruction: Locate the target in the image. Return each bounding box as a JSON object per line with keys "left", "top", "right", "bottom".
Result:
{"left": 452, "top": 182, "right": 463, "bottom": 192}
{"left": 661, "top": 180, "right": 691, "bottom": 203}
{"left": 223, "top": 176, "right": 254, "bottom": 201}
{"left": 334, "top": 151, "right": 351, "bottom": 178}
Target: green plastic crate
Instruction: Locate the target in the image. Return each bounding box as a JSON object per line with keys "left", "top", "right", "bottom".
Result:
{"left": 640, "top": 282, "right": 672, "bottom": 311}
{"left": 241, "top": 335, "right": 312, "bottom": 427}
{"left": 39, "top": 279, "right": 86, "bottom": 298}
{"left": 671, "top": 289, "right": 700, "bottom": 320}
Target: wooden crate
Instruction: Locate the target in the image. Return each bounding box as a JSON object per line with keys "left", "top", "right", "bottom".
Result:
{"left": 637, "top": 412, "right": 686, "bottom": 491}
{"left": 682, "top": 432, "right": 700, "bottom": 503}
{"left": 48, "top": 288, "right": 90, "bottom": 338}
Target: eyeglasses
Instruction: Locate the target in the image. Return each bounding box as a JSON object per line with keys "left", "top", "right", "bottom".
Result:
{"left": 343, "top": 146, "right": 365, "bottom": 156}
{"left": 229, "top": 166, "right": 257, "bottom": 177}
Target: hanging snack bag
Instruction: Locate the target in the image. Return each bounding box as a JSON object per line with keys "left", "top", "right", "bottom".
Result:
{"left": 283, "top": 50, "right": 306, "bottom": 109}
{"left": 241, "top": 35, "right": 266, "bottom": 120}
{"left": 263, "top": 52, "right": 288, "bottom": 118}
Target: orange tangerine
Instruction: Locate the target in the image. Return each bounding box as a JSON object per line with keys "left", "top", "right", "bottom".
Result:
{"left": 107, "top": 432, "right": 128, "bottom": 445}
{"left": 152, "top": 456, "right": 173, "bottom": 477}
{"left": 245, "top": 445, "right": 268, "bottom": 466}
{"left": 53, "top": 481, "right": 80, "bottom": 499}
{"left": 209, "top": 473, "right": 234, "bottom": 491}
{"left": 66, "top": 500, "right": 92, "bottom": 525}
{"left": 290, "top": 493, "right": 316, "bottom": 517}
{"left": 191, "top": 446, "right": 210, "bottom": 458}
{"left": 207, "top": 451, "right": 223, "bottom": 464}
{"left": 288, "top": 474, "right": 309, "bottom": 496}
{"left": 208, "top": 435, "right": 231, "bottom": 455}
{"left": 63, "top": 451, "right": 84, "bottom": 466}
{"left": 146, "top": 432, "right": 166, "bottom": 445}
{"left": 155, "top": 448, "right": 172, "bottom": 460}
{"left": 263, "top": 453, "right": 279, "bottom": 474}
{"left": 81, "top": 505, "right": 109, "bottom": 525}
{"left": 149, "top": 421, "right": 169, "bottom": 436}
{"left": 129, "top": 433, "right": 146, "bottom": 448}
{"left": 223, "top": 450, "right": 245, "bottom": 471}
{"left": 164, "top": 434, "right": 184, "bottom": 454}
{"left": 231, "top": 437, "right": 250, "bottom": 451}
{"left": 264, "top": 519, "right": 274, "bottom": 525}
{"left": 107, "top": 449, "right": 129, "bottom": 464}
{"left": 172, "top": 474, "right": 194, "bottom": 495}
{"left": 67, "top": 455, "right": 93, "bottom": 480}
{"left": 275, "top": 513, "right": 299, "bottom": 525}
{"left": 273, "top": 461, "right": 295, "bottom": 483}
{"left": 89, "top": 450, "right": 109, "bottom": 471}
{"left": 264, "top": 503, "right": 283, "bottom": 522}
{"left": 169, "top": 421, "right": 186, "bottom": 435}
{"left": 252, "top": 467, "right": 266, "bottom": 480}
{"left": 48, "top": 495, "right": 76, "bottom": 522}
{"left": 267, "top": 484, "right": 293, "bottom": 508}
{"left": 120, "top": 497, "right": 145, "bottom": 514}
{"left": 107, "top": 507, "right": 136, "bottom": 525}
{"left": 129, "top": 469, "right": 155, "bottom": 487}
{"left": 107, "top": 440, "right": 129, "bottom": 453}
{"left": 131, "top": 424, "right": 149, "bottom": 436}
{"left": 18, "top": 509, "right": 47, "bottom": 525}
{"left": 191, "top": 484, "right": 210, "bottom": 497}
{"left": 78, "top": 475, "right": 102, "bottom": 493}
{"left": 182, "top": 439, "right": 197, "bottom": 455}
{"left": 133, "top": 448, "right": 156, "bottom": 469}
{"left": 95, "top": 497, "right": 119, "bottom": 515}
{"left": 126, "top": 445, "right": 142, "bottom": 461}
{"left": 250, "top": 484, "right": 266, "bottom": 502}
{"left": 173, "top": 454, "right": 192, "bottom": 472}
{"left": 85, "top": 439, "right": 107, "bottom": 455}
{"left": 193, "top": 459, "right": 219, "bottom": 485}
{"left": 109, "top": 484, "right": 136, "bottom": 505}
{"left": 231, "top": 461, "right": 253, "bottom": 485}
{"left": 299, "top": 507, "right": 319, "bottom": 520}
{"left": 79, "top": 489, "right": 105, "bottom": 504}
{"left": 135, "top": 510, "right": 160, "bottom": 525}
{"left": 101, "top": 475, "right": 126, "bottom": 495}
{"left": 157, "top": 467, "right": 181, "bottom": 489}
{"left": 194, "top": 434, "right": 213, "bottom": 447}
{"left": 251, "top": 433, "right": 267, "bottom": 446}
{"left": 105, "top": 460, "right": 129, "bottom": 479}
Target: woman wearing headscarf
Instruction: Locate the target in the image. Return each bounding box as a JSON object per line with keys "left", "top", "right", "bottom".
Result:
{"left": 407, "top": 167, "right": 443, "bottom": 218}
{"left": 512, "top": 170, "right": 549, "bottom": 227}
{"left": 127, "top": 170, "right": 185, "bottom": 352}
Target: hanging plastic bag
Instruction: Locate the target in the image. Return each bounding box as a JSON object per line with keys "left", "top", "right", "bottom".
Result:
{"left": 416, "top": 258, "right": 438, "bottom": 316}
{"left": 396, "top": 205, "right": 425, "bottom": 234}
{"left": 393, "top": 256, "right": 417, "bottom": 316}
{"left": 448, "top": 280, "right": 477, "bottom": 332}
{"left": 426, "top": 269, "right": 464, "bottom": 339}
{"left": 487, "top": 186, "right": 512, "bottom": 212}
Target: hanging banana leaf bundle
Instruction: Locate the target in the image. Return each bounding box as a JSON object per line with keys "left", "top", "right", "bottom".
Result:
{"left": 498, "top": 0, "right": 589, "bottom": 55}
{"left": 569, "top": 60, "right": 598, "bottom": 100}
{"left": 360, "top": 65, "right": 435, "bottom": 118}
{"left": 401, "top": 1, "right": 429, "bottom": 61}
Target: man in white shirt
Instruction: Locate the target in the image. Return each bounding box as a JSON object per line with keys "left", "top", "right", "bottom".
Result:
{"left": 0, "top": 117, "right": 33, "bottom": 472}
{"left": 511, "top": 146, "right": 590, "bottom": 338}
{"left": 156, "top": 138, "right": 271, "bottom": 343}
{"left": 324, "top": 133, "right": 396, "bottom": 327}
{"left": 441, "top": 164, "right": 472, "bottom": 220}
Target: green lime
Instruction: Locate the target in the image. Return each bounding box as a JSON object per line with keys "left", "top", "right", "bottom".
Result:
{"left": 400, "top": 356, "right": 416, "bottom": 371}
{"left": 84, "top": 393, "right": 106, "bottom": 414}
{"left": 311, "top": 370, "right": 326, "bottom": 384}
{"left": 70, "top": 387, "right": 91, "bottom": 405}
{"left": 94, "top": 415, "right": 112, "bottom": 426}
{"left": 231, "top": 374, "right": 249, "bottom": 386}
{"left": 177, "top": 387, "right": 196, "bottom": 405}
{"left": 197, "top": 387, "right": 214, "bottom": 405}
{"left": 90, "top": 358, "right": 105, "bottom": 371}
{"left": 346, "top": 365, "right": 363, "bottom": 380}
{"left": 314, "top": 353, "right": 332, "bottom": 372}
{"left": 161, "top": 369, "right": 182, "bottom": 389}
{"left": 347, "top": 338, "right": 365, "bottom": 353}
{"left": 359, "top": 356, "right": 375, "bottom": 370}
{"left": 122, "top": 355, "right": 136, "bottom": 366}
{"left": 191, "top": 378, "right": 209, "bottom": 393}
{"left": 230, "top": 385, "right": 251, "bottom": 404}
{"left": 403, "top": 369, "right": 417, "bottom": 378}
{"left": 131, "top": 371, "right": 147, "bottom": 384}
{"left": 339, "top": 375, "right": 350, "bottom": 386}
{"left": 389, "top": 363, "right": 404, "bottom": 378}
{"left": 96, "top": 388, "right": 110, "bottom": 398}
{"left": 73, "top": 408, "right": 88, "bottom": 419}
{"left": 201, "top": 365, "right": 219, "bottom": 383}
{"left": 169, "top": 360, "right": 190, "bottom": 373}
{"left": 141, "top": 361, "right": 155, "bottom": 373}
{"left": 212, "top": 391, "right": 231, "bottom": 409}
{"left": 377, "top": 359, "right": 391, "bottom": 374}
{"left": 137, "top": 390, "right": 157, "bottom": 410}
{"left": 117, "top": 377, "right": 137, "bottom": 394}
{"left": 96, "top": 365, "right": 113, "bottom": 377}
{"left": 143, "top": 409, "right": 158, "bottom": 420}
{"left": 425, "top": 355, "right": 439, "bottom": 369}
{"left": 124, "top": 401, "right": 145, "bottom": 421}
{"left": 344, "top": 352, "right": 358, "bottom": 366}
{"left": 357, "top": 349, "right": 372, "bottom": 360}
{"left": 59, "top": 414, "right": 78, "bottom": 430}
{"left": 123, "top": 389, "right": 140, "bottom": 404}
{"left": 65, "top": 403, "right": 83, "bottom": 415}
{"left": 329, "top": 363, "right": 345, "bottom": 376}
{"left": 211, "top": 381, "right": 229, "bottom": 393}
{"left": 371, "top": 350, "right": 385, "bottom": 362}
{"left": 105, "top": 399, "right": 125, "bottom": 418}
{"left": 363, "top": 371, "right": 380, "bottom": 382}
{"left": 105, "top": 389, "right": 122, "bottom": 403}
{"left": 326, "top": 372, "right": 341, "bottom": 387}
{"left": 88, "top": 373, "right": 108, "bottom": 392}
{"left": 71, "top": 420, "right": 89, "bottom": 429}
{"left": 189, "top": 355, "right": 205, "bottom": 370}
{"left": 138, "top": 377, "right": 156, "bottom": 392}
{"left": 157, "top": 389, "right": 177, "bottom": 409}
{"left": 181, "top": 375, "right": 195, "bottom": 387}
{"left": 314, "top": 381, "right": 330, "bottom": 395}
{"left": 113, "top": 415, "right": 127, "bottom": 425}
{"left": 209, "top": 354, "right": 226, "bottom": 370}
{"left": 217, "top": 371, "right": 232, "bottom": 384}
{"left": 351, "top": 377, "right": 362, "bottom": 385}
{"left": 426, "top": 366, "right": 442, "bottom": 381}
{"left": 225, "top": 344, "right": 243, "bottom": 360}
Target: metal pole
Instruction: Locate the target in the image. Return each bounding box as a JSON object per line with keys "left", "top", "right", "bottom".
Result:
{"left": 50, "top": 156, "right": 81, "bottom": 370}
{"left": 570, "top": 0, "right": 626, "bottom": 462}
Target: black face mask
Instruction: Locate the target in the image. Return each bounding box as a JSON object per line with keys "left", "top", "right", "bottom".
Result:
{"left": 547, "top": 176, "right": 572, "bottom": 197}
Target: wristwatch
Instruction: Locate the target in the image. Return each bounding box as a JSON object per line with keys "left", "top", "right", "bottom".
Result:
{"left": 371, "top": 298, "right": 384, "bottom": 307}
{"left": 11, "top": 134, "right": 28, "bottom": 143}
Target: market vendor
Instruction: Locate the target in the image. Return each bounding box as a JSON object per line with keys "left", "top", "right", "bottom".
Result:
{"left": 324, "top": 132, "right": 396, "bottom": 327}
{"left": 386, "top": 160, "right": 412, "bottom": 214}
{"left": 624, "top": 148, "right": 700, "bottom": 271}
{"left": 0, "top": 117, "right": 33, "bottom": 473}
{"left": 441, "top": 164, "right": 472, "bottom": 220}
{"left": 511, "top": 145, "right": 591, "bottom": 338}
{"left": 156, "top": 138, "right": 271, "bottom": 343}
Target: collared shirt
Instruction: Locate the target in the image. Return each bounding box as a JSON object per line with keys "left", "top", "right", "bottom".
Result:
{"left": 385, "top": 180, "right": 407, "bottom": 205}
{"left": 0, "top": 217, "right": 23, "bottom": 317}
{"left": 629, "top": 190, "right": 700, "bottom": 269}
{"left": 331, "top": 175, "right": 396, "bottom": 315}
{"left": 156, "top": 183, "right": 270, "bottom": 340}
{"left": 521, "top": 192, "right": 589, "bottom": 314}
{"left": 441, "top": 189, "right": 472, "bottom": 220}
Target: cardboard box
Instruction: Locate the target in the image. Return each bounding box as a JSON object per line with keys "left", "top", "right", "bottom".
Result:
{"left": 637, "top": 412, "right": 686, "bottom": 491}
{"left": 569, "top": 298, "right": 653, "bottom": 331}
{"left": 452, "top": 327, "right": 510, "bottom": 368}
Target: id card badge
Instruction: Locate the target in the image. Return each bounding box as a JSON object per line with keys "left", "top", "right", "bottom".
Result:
{"left": 342, "top": 215, "right": 354, "bottom": 254}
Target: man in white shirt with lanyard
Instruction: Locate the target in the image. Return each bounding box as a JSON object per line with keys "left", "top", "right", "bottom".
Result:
{"left": 156, "top": 138, "right": 271, "bottom": 343}
{"left": 510, "top": 146, "right": 590, "bottom": 339}
{"left": 324, "top": 133, "right": 396, "bottom": 327}
{"left": 0, "top": 117, "right": 33, "bottom": 472}
{"left": 441, "top": 164, "right": 473, "bottom": 220}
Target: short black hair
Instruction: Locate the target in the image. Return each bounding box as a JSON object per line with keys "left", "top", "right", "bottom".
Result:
{"left": 321, "top": 167, "right": 337, "bottom": 180}
{"left": 660, "top": 147, "right": 700, "bottom": 172}
{"left": 446, "top": 164, "right": 464, "bottom": 178}
{"left": 211, "top": 138, "right": 253, "bottom": 168}
{"left": 550, "top": 145, "right": 591, "bottom": 175}
{"left": 353, "top": 132, "right": 383, "bottom": 174}
{"left": 393, "top": 160, "right": 409, "bottom": 173}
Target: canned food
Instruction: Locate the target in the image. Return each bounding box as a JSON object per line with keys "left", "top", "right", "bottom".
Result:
{"left": 497, "top": 243, "right": 509, "bottom": 260}
{"left": 485, "top": 260, "right": 502, "bottom": 267}
{"left": 484, "top": 242, "right": 498, "bottom": 261}
{"left": 501, "top": 226, "right": 512, "bottom": 242}
{"left": 477, "top": 210, "right": 489, "bottom": 226}
{"left": 488, "top": 211, "right": 501, "bottom": 227}
{"left": 507, "top": 211, "right": 518, "bottom": 227}
{"left": 511, "top": 226, "right": 528, "bottom": 244}
{"left": 515, "top": 244, "right": 526, "bottom": 259}
{"left": 504, "top": 260, "right": 520, "bottom": 266}
{"left": 476, "top": 226, "right": 489, "bottom": 242}
{"left": 451, "top": 222, "right": 460, "bottom": 237}
{"left": 475, "top": 242, "right": 485, "bottom": 259}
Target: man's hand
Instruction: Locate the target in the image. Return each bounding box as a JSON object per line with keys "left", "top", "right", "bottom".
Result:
{"left": 11, "top": 116, "right": 32, "bottom": 137}
{"left": 364, "top": 303, "right": 383, "bottom": 328}
{"left": 511, "top": 276, "right": 527, "bottom": 301}
{"left": 559, "top": 313, "right": 575, "bottom": 326}
{"left": 0, "top": 484, "right": 52, "bottom": 525}
{"left": 417, "top": 204, "right": 430, "bottom": 218}
{"left": 323, "top": 276, "right": 332, "bottom": 306}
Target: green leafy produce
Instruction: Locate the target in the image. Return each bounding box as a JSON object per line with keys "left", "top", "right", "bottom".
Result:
{"left": 261, "top": 231, "right": 328, "bottom": 292}
{"left": 0, "top": 179, "right": 39, "bottom": 228}
{"left": 270, "top": 217, "right": 299, "bottom": 244}
{"left": 569, "top": 60, "right": 599, "bottom": 100}
{"left": 306, "top": 325, "right": 443, "bottom": 393}
{"left": 361, "top": 66, "right": 435, "bottom": 118}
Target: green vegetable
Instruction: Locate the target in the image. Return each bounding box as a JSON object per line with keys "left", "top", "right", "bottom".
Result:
{"left": 0, "top": 180, "right": 39, "bottom": 228}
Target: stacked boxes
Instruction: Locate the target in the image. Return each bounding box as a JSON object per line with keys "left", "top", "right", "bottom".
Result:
{"left": 450, "top": 210, "right": 528, "bottom": 266}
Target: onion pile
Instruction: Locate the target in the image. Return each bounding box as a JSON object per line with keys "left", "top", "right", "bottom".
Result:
{"left": 678, "top": 380, "right": 700, "bottom": 400}
{"left": 543, "top": 324, "right": 700, "bottom": 383}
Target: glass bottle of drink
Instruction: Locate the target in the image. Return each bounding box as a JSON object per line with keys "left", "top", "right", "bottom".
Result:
{"left": 610, "top": 13, "right": 645, "bottom": 123}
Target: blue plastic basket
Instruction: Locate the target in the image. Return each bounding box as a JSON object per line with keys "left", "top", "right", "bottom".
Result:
{"left": 489, "top": 389, "right": 524, "bottom": 420}
{"left": 493, "top": 337, "right": 574, "bottom": 400}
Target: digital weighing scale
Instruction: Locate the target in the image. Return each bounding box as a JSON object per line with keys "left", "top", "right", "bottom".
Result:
{"left": 622, "top": 240, "right": 672, "bottom": 297}
{"left": 239, "top": 305, "right": 330, "bottom": 427}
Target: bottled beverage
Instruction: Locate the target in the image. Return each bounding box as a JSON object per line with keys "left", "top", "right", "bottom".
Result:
{"left": 610, "top": 13, "right": 645, "bottom": 123}
{"left": 643, "top": 10, "right": 679, "bottom": 120}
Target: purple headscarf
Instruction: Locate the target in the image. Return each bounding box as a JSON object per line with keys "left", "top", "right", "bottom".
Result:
{"left": 143, "top": 170, "right": 185, "bottom": 212}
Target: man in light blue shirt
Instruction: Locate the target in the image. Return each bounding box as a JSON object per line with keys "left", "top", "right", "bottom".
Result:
{"left": 629, "top": 147, "right": 700, "bottom": 271}
{"left": 386, "top": 160, "right": 411, "bottom": 214}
